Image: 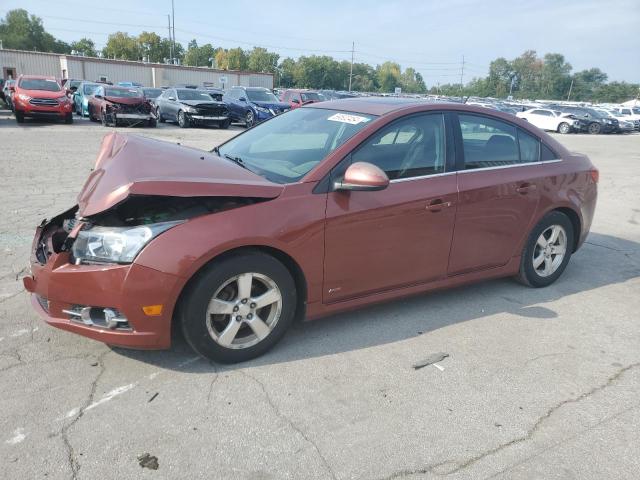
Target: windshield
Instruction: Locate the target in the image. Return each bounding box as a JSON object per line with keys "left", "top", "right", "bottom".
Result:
{"left": 19, "top": 78, "right": 61, "bottom": 92}
{"left": 143, "top": 88, "right": 163, "bottom": 99}
{"left": 246, "top": 89, "right": 278, "bottom": 102}
{"left": 105, "top": 88, "right": 141, "bottom": 98}
{"left": 177, "top": 89, "right": 215, "bottom": 101}
{"left": 301, "top": 92, "right": 322, "bottom": 102}
{"left": 217, "top": 108, "right": 375, "bottom": 184}
{"left": 83, "top": 84, "right": 98, "bottom": 94}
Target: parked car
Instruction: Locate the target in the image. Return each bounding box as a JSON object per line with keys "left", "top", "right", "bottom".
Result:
{"left": 141, "top": 87, "right": 163, "bottom": 111}
{"left": 88, "top": 85, "right": 156, "bottom": 127}
{"left": 23, "top": 100, "right": 598, "bottom": 363}
{"left": 12, "top": 75, "right": 73, "bottom": 124}
{"left": 62, "top": 79, "right": 84, "bottom": 93}
{"left": 280, "top": 89, "right": 325, "bottom": 109}
{"left": 223, "top": 86, "right": 290, "bottom": 127}
{"left": 200, "top": 87, "right": 224, "bottom": 101}
{"left": 516, "top": 108, "right": 579, "bottom": 134}
{"left": 72, "top": 82, "right": 99, "bottom": 117}
{"left": 553, "top": 106, "right": 618, "bottom": 134}
{"left": 155, "top": 88, "right": 230, "bottom": 128}
{"left": 117, "top": 81, "right": 144, "bottom": 88}
{"left": 2, "top": 79, "right": 16, "bottom": 110}
{"left": 613, "top": 107, "right": 640, "bottom": 130}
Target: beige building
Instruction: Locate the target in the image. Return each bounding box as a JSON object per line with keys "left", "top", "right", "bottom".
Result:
{"left": 0, "top": 48, "right": 273, "bottom": 89}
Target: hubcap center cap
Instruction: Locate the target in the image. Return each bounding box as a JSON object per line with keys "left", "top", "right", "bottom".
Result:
{"left": 236, "top": 303, "right": 251, "bottom": 316}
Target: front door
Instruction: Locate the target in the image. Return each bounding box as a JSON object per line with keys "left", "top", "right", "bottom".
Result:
{"left": 323, "top": 112, "right": 457, "bottom": 303}
{"left": 448, "top": 113, "right": 542, "bottom": 275}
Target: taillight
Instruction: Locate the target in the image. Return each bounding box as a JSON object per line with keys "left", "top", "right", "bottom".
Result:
{"left": 589, "top": 169, "right": 599, "bottom": 184}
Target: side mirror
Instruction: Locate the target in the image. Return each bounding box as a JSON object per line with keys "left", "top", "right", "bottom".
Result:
{"left": 334, "top": 162, "right": 389, "bottom": 192}
{"left": 168, "top": 96, "right": 176, "bottom": 101}
{"left": 238, "top": 97, "right": 246, "bottom": 102}
{"left": 94, "top": 94, "right": 103, "bottom": 99}
{"left": 291, "top": 98, "right": 300, "bottom": 104}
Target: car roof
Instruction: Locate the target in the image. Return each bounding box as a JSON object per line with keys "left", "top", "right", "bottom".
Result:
{"left": 20, "top": 75, "right": 58, "bottom": 80}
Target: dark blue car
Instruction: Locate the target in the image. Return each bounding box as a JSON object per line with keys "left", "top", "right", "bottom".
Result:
{"left": 223, "top": 86, "right": 290, "bottom": 127}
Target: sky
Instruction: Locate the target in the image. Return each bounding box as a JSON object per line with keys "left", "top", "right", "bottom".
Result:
{"left": 3, "top": 0, "right": 639, "bottom": 85}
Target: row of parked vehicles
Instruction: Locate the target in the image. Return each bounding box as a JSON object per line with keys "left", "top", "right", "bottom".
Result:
{"left": 1, "top": 74, "right": 340, "bottom": 129}
{"left": 515, "top": 105, "right": 640, "bottom": 134}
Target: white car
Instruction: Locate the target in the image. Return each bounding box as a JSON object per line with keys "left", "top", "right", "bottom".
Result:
{"left": 613, "top": 107, "right": 640, "bottom": 130}
{"left": 516, "top": 108, "right": 579, "bottom": 134}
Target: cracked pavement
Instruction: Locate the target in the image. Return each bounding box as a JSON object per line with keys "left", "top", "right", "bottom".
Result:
{"left": 1, "top": 109, "right": 639, "bottom": 479}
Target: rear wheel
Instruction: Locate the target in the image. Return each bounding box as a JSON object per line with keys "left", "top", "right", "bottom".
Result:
{"left": 588, "top": 122, "right": 601, "bottom": 134}
{"left": 517, "top": 211, "right": 574, "bottom": 288}
{"left": 181, "top": 252, "right": 297, "bottom": 363}
{"left": 558, "top": 122, "right": 570, "bottom": 134}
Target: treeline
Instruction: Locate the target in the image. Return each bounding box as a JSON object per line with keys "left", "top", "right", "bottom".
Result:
{"left": 1, "top": 9, "right": 638, "bottom": 102}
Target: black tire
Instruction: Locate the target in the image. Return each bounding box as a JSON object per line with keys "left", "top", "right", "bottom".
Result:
{"left": 178, "top": 110, "right": 189, "bottom": 128}
{"left": 101, "top": 110, "right": 108, "bottom": 126}
{"left": 15, "top": 111, "right": 24, "bottom": 123}
{"left": 147, "top": 118, "right": 157, "bottom": 128}
{"left": 517, "top": 211, "right": 574, "bottom": 288}
{"left": 181, "top": 252, "right": 297, "bottom": 363}
{"left": 558, "top": 122, "right": 570, "bottom": 134}
{"left": 245, "top": 110, "right": 255, "bottom": 128}
{"left": 158, "top": 109, "right": 166, "bottom": 123}
{"left": 64, "top": 113, "right": 73, "bottom": 124}
{"left": 219, "top": 118, "right": 231, "bottom": 129}
{"left": 588, "top": 122, "right": 601, "bottom": 135}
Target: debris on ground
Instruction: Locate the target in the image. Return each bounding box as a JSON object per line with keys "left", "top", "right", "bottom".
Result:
{"left": 138, "top": 453, "right": 159, "bottom": 470}
{"left": 412, "top": 352, "right": 449, "bottom": 370}
{"left": 148, "top": 392, "right": 159, "bottom": 403}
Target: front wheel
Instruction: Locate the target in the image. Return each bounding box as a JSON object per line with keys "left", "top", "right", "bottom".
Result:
{"left": 517, "top": 211, "right": 574, "bottom": 288}
{"left": 15, "top": 111, "right": 24, "bottom": 123}
{"left": 178, "top": 110, "right": 190, "bottom": 128}
{"left": 219, "top": 118, "right": 231, "bottom": 129}
{"left": 245, "top": 110, "right": 255, "bottom": 128}
{"left": 147, "top": 118, "right": 157, "bottom": 128}
{"left": 558, "top": 122, "right": 570, "bottom": 134}
{"left": 181, "top": 252, "right": 297, "bottom": 363}
{"left": 588, "top": 122, "right": 601, "bottom": 135}
{"left": 64, "top": 113, "right": 73, "bottom": 124}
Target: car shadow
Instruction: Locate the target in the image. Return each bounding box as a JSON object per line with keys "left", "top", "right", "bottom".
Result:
{"left": 112, "top": 232, "right": 640, "bottom": 372}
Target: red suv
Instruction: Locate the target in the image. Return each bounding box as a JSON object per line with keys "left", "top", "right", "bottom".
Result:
{"left": 11, "top": 75, "right": 73, "bottom": 124}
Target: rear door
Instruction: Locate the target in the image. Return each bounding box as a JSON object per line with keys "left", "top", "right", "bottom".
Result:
{"left": 448, "top": 113, "right": 542, "bottom": 275}
{"left": 323, "top": 112, "right": 457, "bottom": 302}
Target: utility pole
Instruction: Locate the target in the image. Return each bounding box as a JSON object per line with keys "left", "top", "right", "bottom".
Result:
{"left": 459, "top": 54, "right": 465, "bottom": 93}
{"left": 348, "top": 41, "right": 354, "bottom": 92}
{"left": 167, "top": 15, "right": 173, "bottom": 63}
{"left": 567, "top": 78, "right": 574, "bottom": 101}
{"left": 171, "top": 0, "right": 176, "bottom": 64}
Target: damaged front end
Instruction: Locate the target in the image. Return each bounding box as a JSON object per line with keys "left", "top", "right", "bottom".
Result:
{"left": 104, "top": 99, "right": 155, "bottom": 126}
{"left": 24, "top": 194, "right": 266, "bottom": 348}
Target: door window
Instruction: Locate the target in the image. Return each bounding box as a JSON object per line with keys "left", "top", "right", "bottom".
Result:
{"left": 459, "top": 114, "right": 540, "bottom": 168}
{"left": 351, "top": 113, "right": 446, "bottom": 180}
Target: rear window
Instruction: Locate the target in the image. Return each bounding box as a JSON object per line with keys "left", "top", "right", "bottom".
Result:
{"left": 19, "top": 78, "right": 61, "bottom": 92}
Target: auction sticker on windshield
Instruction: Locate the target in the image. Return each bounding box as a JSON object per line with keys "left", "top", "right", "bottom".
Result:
{"left": 327, "top": 113, "right": 371, "bottom": 125}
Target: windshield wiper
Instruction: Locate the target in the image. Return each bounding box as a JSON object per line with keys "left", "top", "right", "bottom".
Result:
{"left": 223, "top": 153, "right": 252, "bottom": 172}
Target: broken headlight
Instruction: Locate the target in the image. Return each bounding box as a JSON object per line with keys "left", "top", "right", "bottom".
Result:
{"left": 71, "top": 221, "right": 182, "bottom": 264}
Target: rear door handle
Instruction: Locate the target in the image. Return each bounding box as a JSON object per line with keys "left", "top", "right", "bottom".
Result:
{"left": 516, "top": 183, "right": 537, "bottom": 194}
{"left": 426, "top": 200, "right": 453, "bottom": 211}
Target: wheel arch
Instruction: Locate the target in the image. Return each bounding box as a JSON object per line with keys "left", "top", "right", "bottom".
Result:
{"left": 554, "top": 207, "right": 581, "bottom": 252}
{"left": 172, "top": 245, "right": 308, "bottom": 335}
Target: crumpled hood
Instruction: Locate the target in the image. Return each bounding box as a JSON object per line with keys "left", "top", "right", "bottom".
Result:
{"left": 77, "top": 133, "right": 284, "bottom": 217}
{"left": 103, "top": 96, "right": 146, "bottom": 105}
{"left": 179, "top": 99, "right": 226, "bottom": 107}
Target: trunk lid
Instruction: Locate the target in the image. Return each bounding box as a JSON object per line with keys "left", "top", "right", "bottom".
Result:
{"left": 77, "top": 133, "right": 283, "bottom": 217}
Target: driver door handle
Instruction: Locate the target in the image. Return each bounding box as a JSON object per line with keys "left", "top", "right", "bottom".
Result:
{"left": 426, "top": 199, "right": 453, "bottom": 211}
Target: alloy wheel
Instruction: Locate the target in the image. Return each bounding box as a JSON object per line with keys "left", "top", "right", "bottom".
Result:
{"left": 532, "top": 225, "right": 567, "bottom": 277}
{"left": 246, "top": 110, "right": 254, "bottom": 127}
{"left": 206, "top": 272, "right": 282, "bottom": 349}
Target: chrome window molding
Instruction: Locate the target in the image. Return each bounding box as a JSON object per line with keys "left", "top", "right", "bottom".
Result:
{"left": 389, "top": 159, "right": 562, "bottom": 183}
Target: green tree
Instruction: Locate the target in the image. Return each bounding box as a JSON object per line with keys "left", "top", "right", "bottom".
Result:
{"left": 570, "top": 68, "right": 608, "bottom": 101}
{"left": 215, "top": 48, "right": 228, "bottom": 69}
{"left": 70, "top": 38, "right": 97, "bottom": 57}
{"left": 247, "top": 47, "right": 279, "bottom": 73}
{"left": 102, "top": 32, "right": 140, "bottom": 60}
{"left": 278, "top": 57, "right": 297, "bottom": 87}
{"left": 377, "top": 62, "right": 401, "bottom": 92}
{"left": 183, "top": 39, "right": 216, "bottom": 67}
{"left": 0, "top": 9, "right": 70, "bottom": 53}
{"left": 400, "top": 67, "right": 426, "bottom": 93}
{"left": 138, "top": 31, "right": 173, "bottom": 63}
{"left": 487, "top": 57, "right": 513, "bottom": 97}
{"left": 226, "top": 48, "right": 248, "bottom": 70}
{"left": 593, "top": 82, "right": 640, "bottom": 103}
{"left": 541, "top": 53, "right": 572, "bottom": 98}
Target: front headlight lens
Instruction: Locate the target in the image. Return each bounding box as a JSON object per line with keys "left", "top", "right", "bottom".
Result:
{"left": 17, "top": 93, "right": 31, "bottom": 101}
{"left": 254, "top": 106, "right": 270, "bottom": 113}
{"left": 183, "top": 105, "right": 198, "bottom": 113}
{"left": 71, "top": 221, "right": 181, "bottom": 264}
